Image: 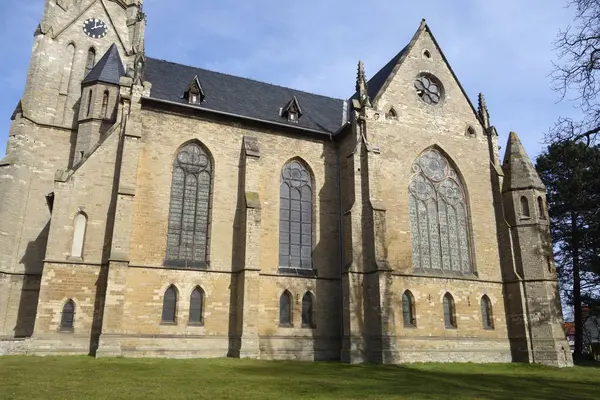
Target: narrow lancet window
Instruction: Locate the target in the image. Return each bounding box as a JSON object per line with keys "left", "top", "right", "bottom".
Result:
{"left": 279, "top": 291, "right": 292, "bottom": 326}
{"left": 537, "top": 197, "right": 546, "bottom": 219}
{"left": 408, "top": 148, "right": 473, "bottom": 275}
{"left": 101, "top": 90, "right": 109, "bottom": 119}
{"left": 189, "top": 287, "right": 204, "bottom": 325}
{"left": 279, "top": 160, "right": 313, "bottom": 273}
{"left": 301, "top": 292, "right": 314, "bottom": 328}
{"left": 60, "top": 299, "right": 75, "bottom": 331}
{"left": 481, "top": 295, "right": 494, "bottom": 329}
{"left": 85, "top": 48, "right": 96, "bottom": 77}
{"left": 161, "top": 285, "right": 178, "bottom": 324}
{"left": 166, "top": 142, "right": 213, "bottom": 268}
{"left": 86, "top": 89, "right": 93, "bottom": 117}
{"left": 402, "top": 290, "right": 416, "bottom": 327}
{"left": 443, "top": 293, "right": 456, "bottom": 328}
{"left": 521, "top": 196, "right": 530, "bottom": 217}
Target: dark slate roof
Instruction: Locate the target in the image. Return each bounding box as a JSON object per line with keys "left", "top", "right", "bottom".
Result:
{"left": 366, "top": 46, "right": 408, "bottom": 101}
{"left": 502, "top": 131, "right": 545, "bottom": 192}
{"left": 144, "top": 58, "right": 347, "bottom": 134}
{"left": 83, "top": 44, "right": 126, "bottom": 86}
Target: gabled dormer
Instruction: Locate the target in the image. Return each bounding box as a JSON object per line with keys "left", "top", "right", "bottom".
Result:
{"left": 281, "top": 96, "right": 303, "bottom": 122}
{"left": 183, "top": 76, "right": 205, "bottom": 105}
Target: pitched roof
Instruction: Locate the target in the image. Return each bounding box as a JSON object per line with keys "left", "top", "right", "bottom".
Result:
{"left": 83, "top": 44, "right": 126, "bottom": 86}
{"left": 144, "top": 58, "right": 347, "bottom": 134}
{"left": 502, "top": 131, "right": 546, "bottom": 192}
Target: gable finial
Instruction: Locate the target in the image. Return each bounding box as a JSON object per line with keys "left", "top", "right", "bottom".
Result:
{"left": 478, "top": 92, "right": 490, "bottom": 129}
{"left": 356, "top": 60, "right": 371, "bottom": 108}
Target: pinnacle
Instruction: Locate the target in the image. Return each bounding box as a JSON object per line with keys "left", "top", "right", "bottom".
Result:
{"left": 502, "top": 131, "right": 545, "bottom": 192}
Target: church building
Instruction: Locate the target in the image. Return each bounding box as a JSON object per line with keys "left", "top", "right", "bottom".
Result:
{"left": 0, "top": 0, "right": 572, "bottom": 367}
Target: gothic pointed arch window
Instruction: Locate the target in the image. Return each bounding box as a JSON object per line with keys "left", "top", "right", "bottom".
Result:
{"left": 481, "top": 295, "right": 494, "bottom": 329}
{"left": 520, "top": 196, "right": 530, "bottom": 218}
{"left": 301, "top": 292, "right": 315, "bottom": 328}
{"left": 279, "top": 290, "right": 293, "bottom": 326}
{"left": 70, "top": 212, "right": 87, "bottom": 259}
{"left": 161, "top": 285, "right": 178, "bottom": 324}
{"left": 402, "top": 290, "right": 416, "bottom": 327}
{"left": 60, "top": 43, "right": 76, "bottom": 95}
{"left": 408, "top": 148, "right": 473, "bottom": 275}
{"left": 101, "top": 90, "right": 109, "bottom": 119}
{"left": 189, "top": 287, "right": 205, "bottom": 325}
{"left": 85, "top": 48, "right": 96, "bottom": 77}
{"left": 443, "top": 293, "right": 456, "bottom": 328}
{"left": 60, "top": 299, "right": 75, "bottom": 331}
{"left": 279, "top": 159, "right": 313, "bottom": 273}
{"left": 165, "top": 142, "right": 213, "bottom": 269}
{"left": 537, "top": 197, "right": 546, "bottom": 219}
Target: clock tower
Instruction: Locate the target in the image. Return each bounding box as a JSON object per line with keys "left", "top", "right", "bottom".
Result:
{"left": 0, "top": 0, "right": 145, "bottom": 339}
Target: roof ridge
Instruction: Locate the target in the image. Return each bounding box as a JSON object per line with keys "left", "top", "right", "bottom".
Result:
{"left": 145, "top": 57, "right": 346, "bottom": 103}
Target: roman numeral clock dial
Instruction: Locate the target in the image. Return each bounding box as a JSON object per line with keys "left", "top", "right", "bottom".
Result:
{"left": 82, "top": 18, "right": 108, "bottom": 39}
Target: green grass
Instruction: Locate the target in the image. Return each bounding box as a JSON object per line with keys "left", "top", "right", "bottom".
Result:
{"left": 0, "top": 357, "right": 599, "bottom": 400}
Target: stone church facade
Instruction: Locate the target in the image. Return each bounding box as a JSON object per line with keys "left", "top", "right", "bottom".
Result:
{"left": 0, "top": 0, "right": 572, "bottom": 367}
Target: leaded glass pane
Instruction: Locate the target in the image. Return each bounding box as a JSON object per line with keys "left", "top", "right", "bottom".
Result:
{"left": 402, "top": 291, "right": 415, "bottom": 327}
{"left": 279, "top": 161, "right": 313, "bottom": 271}
{"left": 302, "top": 292, "right": 314, "bottom": 327}
{"left": 481, "top": 296, "right": 493, "bottom": 329}
{"left": 443, "top": 293, "right": 455, "bottom": 328}
{"left": 408, "top": 149, "right": 473, "bottom": 275}
{"left": 166, "top": 143, "right": 212, "bottom": 268}
{"left": 280, "top": 291, "right": 292, "bottom": 325}
{"left": 189, "top": 288, "right": 204, "bottom": 324}
{"left": 162, "top": 286, "right": 177, "bottom": 323}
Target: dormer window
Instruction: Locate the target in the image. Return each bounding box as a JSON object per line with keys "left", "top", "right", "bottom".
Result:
{"left": 184, "top": 75, "right": 205, "bottom": 105}
{"left": 281, "top": 96, "right": 303, "bottom": 123}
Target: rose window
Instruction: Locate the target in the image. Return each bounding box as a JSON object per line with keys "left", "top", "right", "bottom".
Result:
{"left": 415, "top": 75, "right": 443, "bottom": 105}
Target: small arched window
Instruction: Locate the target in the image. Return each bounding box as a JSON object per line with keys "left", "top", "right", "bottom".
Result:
{"left": 60, "top": 299, "right": 75, "bottom": 331}
{"left": 537, "top": 197, "right": 546, "bottom": 219}
{"left": 60, "top": 43, "right": 76, "bottom": 95}
{"left": 301, "top": 292, "right": 315, "bottom": 328}
{"left": 279, "top": 290, "right": 292, "bottom": 326}
{"left": 402, "top": 290, "right": 416, "bottom": 327}
{"left": 443, "top": 293, "right": 456, "bottom": 328}
{"left": 161, "top": 285, "right": 178, "bottom": 324}
{"left": 279, "top": 160, "right": 313, "bottom": 272}
{"left": 481, "top": 295, "right": 494, "bottom": 329}
{"left": 85, "top": 48, "right": 96, "bottom": 77}
{"left": 520, "top": 196, "right": 530, "bottom": 217}
{"left": 71, "top": 212, "right": 87, "bottom": 259}
{"left": 86, "top": 89, "right": 93, "bottom": 117}
{"left": 189, "top": 287, "right": 204, "bottom": 325}
{"left": 101, "top": 90, "right": 109, "bottom": 119}
{"left": 386, "top": 107, "right": 398, "bottom": 119}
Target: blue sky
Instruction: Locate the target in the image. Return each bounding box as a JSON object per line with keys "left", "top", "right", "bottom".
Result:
{"left": 0, "top": 0, "right": 581, "bottom": 160}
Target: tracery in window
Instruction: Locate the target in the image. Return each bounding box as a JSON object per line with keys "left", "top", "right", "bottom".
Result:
{"left": 443, "top": 293, "right": 456, "bottom": 328}
{"left": 481, "top": 295, "right": 494, "bottom": 329}
{"left": 408, "top": 148, "right": 473, "bottom": 275}
{"left": 60, "top": 299, "right": 75, "bottom": 331}
{"left": 279, "top": 290, "right": 292, "bottom": 326}
{"left": 279, "top": 160, "right": 313, "bottom": 273}
{"left": 189, "top": 287, "right": 204, "bottom": 325}
{"left": 161, "top": 285, "right": 178, "bottom": 324}
{"left": 301, "top": 292, "right": 314, "bottom": 328}
{"left": 166, "top": 142, "right": 212, "bottom": 268}
{"left": 415, "top": 74, "right": 443, "bottom": 105}
{"left": 402, "top": 290, "right": 416, "bottom": 327}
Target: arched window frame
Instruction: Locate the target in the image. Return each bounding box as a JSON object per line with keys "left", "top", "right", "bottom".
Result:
{"left": 408, "top": 147, "right": 474, "bottom": 275}
{"left": 301, "top": 291, "right": 315, "bottom": 328}
{"left": 402, "top": 290, "right": 416, "bottom": 327}
{"left": 165, "top": 141, "right": 213, "bottom": 269}
{"left": 70, "top": 212, "right": 87, "bottom": 260}
{"left": 161, "top": 285, "right": 178, "bottom": 324}
{"left": 85, "top": 47, "right": 96, "bottom": 77}
{"left": 86, "top": 89, "right": 93, "bottom": 117}
{"left": 520, "top": 196, "right": 530, "bottom": 218}
{"left": 278, "top": 159, "right": 314, "bottom": 275}
{"left": 537, "top": 196, "right": 546, "bottom": 219}
{"left": 279, "top": 290, "right": 293, "bottom": 327}
{"left": 443, "top": 293, "right": 456, "bottom": 329}
{"left": 60, "top": 43, "right": 76, "bottom": 95}
{"left": 188, "top": 286, "right": 205, "bottom": 326}
{"left": 60, "top": 299, "right": 76, "bottom": 332}
{"left": 481, "top": 295, "right": 494, "bottom": 330}
{"left": 101, "top": 90, "right": 109, "bottom": 119}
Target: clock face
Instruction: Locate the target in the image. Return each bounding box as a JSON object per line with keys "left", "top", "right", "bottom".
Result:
{"left": 82, "top": 18, "right": 108, "bottom": 39}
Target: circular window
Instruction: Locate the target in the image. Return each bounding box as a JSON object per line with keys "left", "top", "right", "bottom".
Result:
{"left": 415, "top": 74, "right": 443, "bottom": 105}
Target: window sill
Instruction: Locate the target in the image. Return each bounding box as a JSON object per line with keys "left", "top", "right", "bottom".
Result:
{"left": 483, "top": 327, "right": 495, "bottom": 331}
{"left": 277, "top": 267, "right": 317, "bottom": 277}
{"left": 188, "top": 322, "right": 204, "bottom": 327}
{"left": 279, "top": 323, "right": 293, "bottom": 328}
{"left": 301, "top": 324, "right": 316, "bottom": 329}
{"left": 160, "top": 322, "right": 177, "bottom": 326}
{"left": 163, "top": 260, "right": 209, "bottom": 270}
{"left": 58, "top": 328, "right": 74, "bottom": 333}
{"left": 403, "top": 324, "right": 417, "bottom": 329}
{"left": 444, "top": 326, "right": 457, "bottom": 330}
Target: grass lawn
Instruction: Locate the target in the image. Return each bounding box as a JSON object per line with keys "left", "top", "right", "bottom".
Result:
{"left": 0, "top": 357, "right": 599, "bottom": 400}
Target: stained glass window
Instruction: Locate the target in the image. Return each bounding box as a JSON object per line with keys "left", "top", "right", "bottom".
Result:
{"left": 443, "top": 293, "right": 456, "bottom": 328}
{"left": 301, "top": 292, "right": 314, "bottom": 328}
{"left": 415, "top": 74, "right": 442, "bottom": 105}
{"left": 166, "top": 142, "right": 212, "bottom": 269}
{"left": 279, "top": 160, "right": 313, "bottom": 272}
{"left": 60, "top": 299, "right": 75, "bottom": 331}
{"left": 189, "top": 287, "right": 204, "bottom": 325}
{"left": 161, "top": 285, "right": 178, "bottom": 323}
{"left": 402, "top": 291, "right": 416, "bottom": 327}
{"left": 408, "top": 149, "right": 473, "bottom": 275}
{"left": 481, "top": 295, "right": 494, "bottom": 329}
{"left": 279, "top": 291, "right": 292, "bottom": 326}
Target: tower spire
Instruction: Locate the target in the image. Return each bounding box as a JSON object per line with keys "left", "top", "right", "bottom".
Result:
{"left": 502, "top": 131, "right": 545, "bottom": 193}
{"left": 478, "top": 93, "right": 490, "bottom": 129}
{"left": 355, "top": 60, "right": 371, "bottom": 108}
